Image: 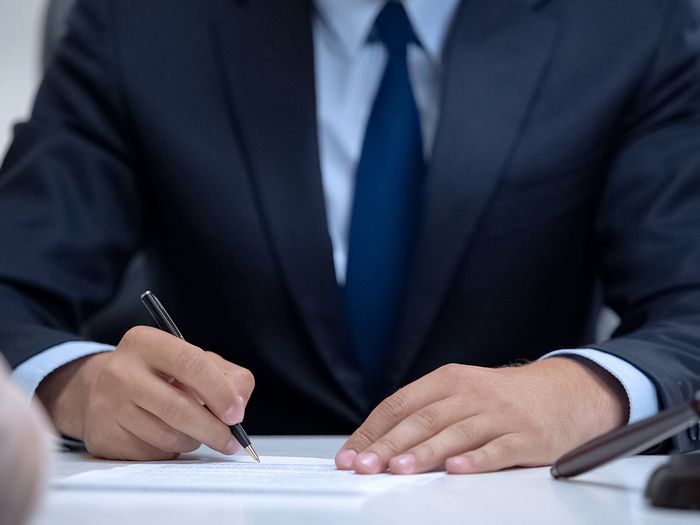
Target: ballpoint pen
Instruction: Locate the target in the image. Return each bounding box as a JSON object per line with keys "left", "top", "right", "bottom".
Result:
{"left": 551, "top": 391, "right": 700, "bottom": 479}
{"left": 140, "top": 290, "right": 260, "bottom": 462}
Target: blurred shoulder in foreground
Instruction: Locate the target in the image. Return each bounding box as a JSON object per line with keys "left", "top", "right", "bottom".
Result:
{"left": 0, "top": 357, "right": 51, "bottom": 525}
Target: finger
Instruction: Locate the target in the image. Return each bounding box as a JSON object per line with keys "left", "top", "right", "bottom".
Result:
{"left": 117, "top": 403, "right": 201, "bottom": 454}
{"left": 352, "top": 397, "right": 472, "bottom": 474}
{"left": 208, "top": 352, "right": 256, "bottom": 406}
{"left": 124, "top": 326, "right": 245, "bottom": 425}
{"left": 388, "top": 415, "right": 497, "bottom": 474}
{"left": 128, "top": 367, "right": 240, "bottom": 455}
{"left": 337, "top": 370, "right": 452, "bottom": 468}
{"left": 88, "top": 423, "right": 179, "bottom": 461}
{"left": 156, "top": 373, "right": 205, "bottom": 404}
{"left": 171, "top": 379, "right": 204, "bottom": 404}
{"left": 445, "top": 433, "right": 529, "bottom": 474}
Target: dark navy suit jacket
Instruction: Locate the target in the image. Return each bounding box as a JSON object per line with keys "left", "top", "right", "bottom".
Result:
{"left": 1, "top": 0, "right": 700, "bottom": 450}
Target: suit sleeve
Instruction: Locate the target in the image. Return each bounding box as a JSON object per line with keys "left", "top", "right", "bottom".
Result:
{"left": 0, "top": 0, "right": 141, "bottom": 368}
{"left": 591, "top": 0, "right": 700, "bottom": 451}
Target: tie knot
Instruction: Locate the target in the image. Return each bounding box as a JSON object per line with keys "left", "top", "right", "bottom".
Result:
{"left": 369, "top": 1, "right": 419, "bottom": 53}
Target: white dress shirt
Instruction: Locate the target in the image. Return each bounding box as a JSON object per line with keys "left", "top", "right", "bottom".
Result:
{"left": 14, "top": 0, "right": 658, "bottom": 423}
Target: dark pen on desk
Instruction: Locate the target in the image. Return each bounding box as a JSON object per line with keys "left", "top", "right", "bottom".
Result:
{"left": 140, "top": 290, "right": 260, "bottom": 462}
{"left": 551, "top": 391, "right": 700, "bottom": 479}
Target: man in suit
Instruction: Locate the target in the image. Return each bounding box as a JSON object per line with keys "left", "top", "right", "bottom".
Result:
{"left": 0, "top": 358, "right": 48, "bottom": 525}
{"left": 1, "top": 0, "right": 700, "bottom": 474}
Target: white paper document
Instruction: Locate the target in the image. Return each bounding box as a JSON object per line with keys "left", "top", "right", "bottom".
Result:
{"left": 54, "top": 455, "right": 443, "bottom": 496}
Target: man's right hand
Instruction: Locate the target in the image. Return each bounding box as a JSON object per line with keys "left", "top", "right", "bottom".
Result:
{"left": 37, "top": 326, "right": 255, "bottom": 460}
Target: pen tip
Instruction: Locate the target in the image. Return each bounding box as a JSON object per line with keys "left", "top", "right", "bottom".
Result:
{"left": 245, "top": 445, "right": 260, "bottom": 463}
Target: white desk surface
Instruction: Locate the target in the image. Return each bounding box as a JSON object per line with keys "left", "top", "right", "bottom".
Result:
{"left": 33, "top": 436, "right": 699, "bottom": 525}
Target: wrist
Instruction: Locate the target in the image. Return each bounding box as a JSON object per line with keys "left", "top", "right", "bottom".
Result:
{"left": 36, "top": 352, "right": 111, "bottom": 440}
{"left": 531, "top": 357, "right": 628, "bottom": 434}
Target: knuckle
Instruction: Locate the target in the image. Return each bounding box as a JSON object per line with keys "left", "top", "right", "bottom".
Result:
{"left": 502, "top": 436, "right": 522, "bottom": 457}
{"left": 479, "top": 440, "right": 510, "bottom": 467}
{"left": 351, "top": 426, "right": 378, "bottom": 449}
{"left": 413, "top": 407, "right": 441, "bottom": 433}
{"left": 379, "top": 392, "right": 407, "bottom": 421}
{"left": 161, "top": 395, "right": 190, "bottom": 424}
{"left": 230, "top": 367, "right": 256, "bottom": 399}
{"left": 241, "top": 368, "right": 255, "bottom": 393}
{"left": 439, "top": 363, "right": 461, "bottom": 378}
{"left": 121, "top": 325, "right": 153, "bottom": 348}
{"left": 483, "top": 444, "right": 498, "bottom": 462}
{"left": 212, "top": 374, "right": 237, "bottom": 406}
{"left": 376, "top": 435, "right": 401, "bottom": 454}
{"left": 415, "top": 440, "right": 438, "bottom": 460}
{"left": 454, "top": 421, "right": 479, "bottom": 445}
{"left": 471, "top": 449, "right": 489, "bottom": 467}
{"left": 176, "top": 347, "right": 207, "bottom": 379}
{"left": 207, "top": 351, "right": 256, "bottom": 397}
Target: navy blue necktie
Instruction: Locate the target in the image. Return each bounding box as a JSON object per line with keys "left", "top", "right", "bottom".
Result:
{"left": 345, "top": 1, "right": 425, "bottom": 390}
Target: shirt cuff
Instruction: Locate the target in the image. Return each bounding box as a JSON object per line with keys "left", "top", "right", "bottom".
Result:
{"left": 11, "top": 341, "right": 115, "bottom": 398}
{"left": 541, "top": 348, "right": 659, "bottom": 424}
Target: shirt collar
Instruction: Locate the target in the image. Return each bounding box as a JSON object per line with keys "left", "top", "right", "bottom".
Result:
{"left": 313, "top": 0, "right": 462, "bottom": 63}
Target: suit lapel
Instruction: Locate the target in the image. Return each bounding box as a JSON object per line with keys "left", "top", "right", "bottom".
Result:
{"left": 210, "top": 0, "right": 365, "bottom": 415}
{"left": 390, "top": 0, "right": 561, "bottom": 386}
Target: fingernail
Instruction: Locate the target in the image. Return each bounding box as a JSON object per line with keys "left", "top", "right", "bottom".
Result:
{"left": 335, "top": 449, "right": 357, "bottom": 469}
{"left": 390, "top": 454, "right": 416, "bottom": 474}
{"left": 356, "top": 452, "right": 381, "bottom": 472}
{"left": 224, "top": 438, "right": 240, "bottom": 455}
{"left": 446, "top": 456, "right": 470, "bottom": 473}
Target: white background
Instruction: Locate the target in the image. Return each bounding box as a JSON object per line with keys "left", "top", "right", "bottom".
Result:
{"left": 0, "top": 0, "right": 45, "bottom": 157}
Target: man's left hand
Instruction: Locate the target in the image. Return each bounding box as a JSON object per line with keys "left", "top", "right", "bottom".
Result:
{"left": 335, "top": 358, "right": 627, "bottom": 474}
